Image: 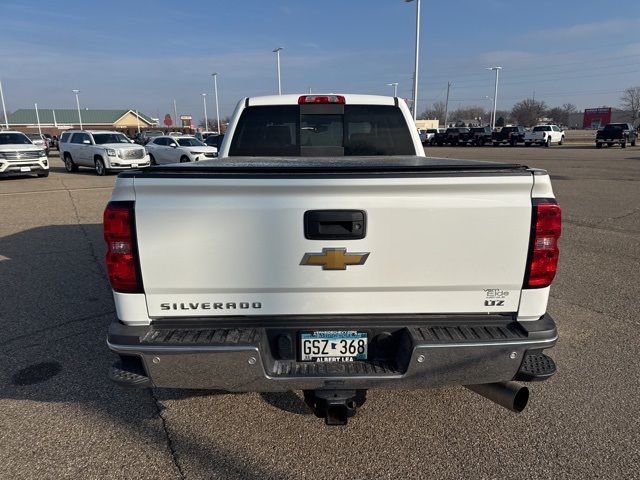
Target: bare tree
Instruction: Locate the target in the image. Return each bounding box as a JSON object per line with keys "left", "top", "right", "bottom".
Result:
{"left": 621, "top": 87, "right": 640, "bottom": 126}
{"left": 420, "top": 101, "right": 446, "bottom": 123}
{"left": 511, "top": 99, "right": 548, "bottom": 126}
{"left": 546, "top": 103, "right": 576, "bottom": 127}
{"left": 450, "top": 105, "right": 487, "bottom": 125}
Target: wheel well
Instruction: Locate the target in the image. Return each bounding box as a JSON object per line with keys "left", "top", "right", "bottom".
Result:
{"left": 94, "top": 154, "right": 104, "bottom": 162}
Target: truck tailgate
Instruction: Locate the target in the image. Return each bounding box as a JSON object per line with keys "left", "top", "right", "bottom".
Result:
{"left": 131, "top": 160, "right": 534, "bottom": 318}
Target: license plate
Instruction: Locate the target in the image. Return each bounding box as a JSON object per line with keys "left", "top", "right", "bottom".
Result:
{"left": 20, "top": 167, "right": 31, "bottom": 172}
{"left": 299, "top": 331, "right": 367, "bottom": 362}
{"left": 131, "top": 163, "right": 138, "bottom": 168}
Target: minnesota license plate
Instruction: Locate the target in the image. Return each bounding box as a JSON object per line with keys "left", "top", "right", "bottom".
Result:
{"left": 299, "top": 331, "right": 367, "bottom": 362}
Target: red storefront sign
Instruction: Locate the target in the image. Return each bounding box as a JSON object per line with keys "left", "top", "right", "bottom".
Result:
{"left": 583, "top": 108, "right": 611, "bottom": 129}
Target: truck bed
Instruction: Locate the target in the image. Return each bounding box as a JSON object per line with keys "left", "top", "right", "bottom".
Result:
{"left": 119, "top": 156, "right": 529, "bottom": 177}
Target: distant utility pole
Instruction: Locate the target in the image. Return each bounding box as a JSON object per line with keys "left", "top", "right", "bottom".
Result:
{"left": 273, "top": 47, "right": 283, "bottom": 95}
{"left": 135, "top": 109, "right": 141, "bottom": 134}
{"left": 34, "top": 103, "right": 42, "bottom": 135}
{"left": 487, "top": 66, "right": 502, "bottom": 129}
{"left": 0, "top": 79, "right": 8, "bottom": 128}
{"left": 444, "top": 81, "right": 452, "bottom": 127}
{"left": 406, "top": 0, "right": 421, "bottom": 121}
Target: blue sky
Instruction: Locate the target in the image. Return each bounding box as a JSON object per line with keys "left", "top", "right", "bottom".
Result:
{"left": 2, "top": 0, "right": 640, "bottom": 121}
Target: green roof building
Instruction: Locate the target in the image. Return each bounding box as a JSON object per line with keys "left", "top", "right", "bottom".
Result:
{"left": 6, "top": 108, "right": 158, "bottom": 135}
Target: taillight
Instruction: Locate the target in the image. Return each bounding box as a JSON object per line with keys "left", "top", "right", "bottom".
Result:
{"left": 525, "top": 200, "right": 561, "bottom": 288}
{"left": 298, "top": 95, "right": 345, "bottom": 104}
{"left": 103, "top": 201, "right": 142, "bottom": 293}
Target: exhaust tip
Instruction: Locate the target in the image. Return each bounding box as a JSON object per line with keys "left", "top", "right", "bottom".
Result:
{"left": 465, "top": 381, "right": 530, "bottom": 413}
{"left": 512, "top": 386, "right": 529, "bottom": 413}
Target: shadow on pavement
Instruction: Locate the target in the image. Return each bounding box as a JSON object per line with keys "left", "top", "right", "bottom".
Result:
{"left": 0, "top": 223, "right": 296, "bottom": 479}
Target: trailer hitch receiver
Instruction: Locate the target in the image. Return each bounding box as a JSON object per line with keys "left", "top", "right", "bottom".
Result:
{"left": 303, "top": 389, "right": 367, "bottom": 425}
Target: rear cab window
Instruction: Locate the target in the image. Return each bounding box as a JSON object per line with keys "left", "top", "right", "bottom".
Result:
{"left": 229, "top": 104, "right": 415, "bottom": 156}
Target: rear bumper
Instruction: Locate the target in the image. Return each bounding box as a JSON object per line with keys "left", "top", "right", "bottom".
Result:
{"left": 107, "top": 314, "right": 557, "bottom": 391}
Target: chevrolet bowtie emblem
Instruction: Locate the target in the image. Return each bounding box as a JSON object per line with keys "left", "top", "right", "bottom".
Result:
{"left": 300, "top": 248, "right": 370, "bottom": 270}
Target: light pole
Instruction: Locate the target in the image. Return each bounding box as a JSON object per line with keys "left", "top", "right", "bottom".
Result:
{"left": 201, "top": 93, "right": 208, "bottom": 130}
{"left": 0, "top": 79, "right": 8, "bottom": 129}
{"left": 487, "top": 66, "right": 502, "bottom": 129}
{"left": 406, "top": 0, "right": 421, "bottom": 121}
{"left": 34, "top": 103, "right": 42, "bottom": 135}
{"left": 211, "top": 73, "right": 220, "bottom": 133}
{"left": 387, "top": 82, "right": 399, "bottom": 97}
{"left": 483, "top": 95, "right": 494, "bottom": 126}
{"left": 173, "top": 99, "right": 178, "bottom": 129}
{"left": 273, "top": 47, "right": 283, "bottom": 95}
{"left": 72, "top": 89, "right": 83, "bottom": 129}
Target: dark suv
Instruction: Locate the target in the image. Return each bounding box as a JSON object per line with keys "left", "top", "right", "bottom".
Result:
{"left": 492, "top": 126, "right": 526, "bottom": 146}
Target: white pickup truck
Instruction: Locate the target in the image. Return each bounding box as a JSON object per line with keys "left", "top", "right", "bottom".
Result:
{"left": 105, "top": 94, "right": 560, "bottom": 425}
{"left": 524, "top": 125, "right": 565, "bottom": 147}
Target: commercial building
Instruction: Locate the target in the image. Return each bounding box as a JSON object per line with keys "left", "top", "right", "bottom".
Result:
{"left": 567, "top": 108, "right": 635, "bottom": 129}
{"left": 5, "top": 109, "right": 158, "bottom": 136}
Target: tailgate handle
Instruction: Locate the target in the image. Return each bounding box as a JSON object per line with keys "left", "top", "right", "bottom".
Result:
{"left": 304, "top": 210, "right": 366, "bottom": 240}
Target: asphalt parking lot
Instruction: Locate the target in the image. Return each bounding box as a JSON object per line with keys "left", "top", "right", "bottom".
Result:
{"left": 1, "top": 146, "right": 639, "bottom": 479}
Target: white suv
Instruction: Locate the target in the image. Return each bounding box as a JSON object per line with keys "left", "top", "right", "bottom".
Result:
{"left": 60, "top": 130, "right": 150, "bottom": 175}
{"left": 145, "top": 135, "right": 217, "bottom": 164}
{"left": 0, "top": 131, "right": 49, "bottom": 178}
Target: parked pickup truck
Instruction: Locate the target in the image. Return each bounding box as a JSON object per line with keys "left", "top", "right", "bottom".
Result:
{"left": 470, "top": 125, "right": 493, "bottom": 146}
{"left": 595, "top": 123, "right": 637, "bottom": 148}
{"left": 432, "top": 127, "right": 471, "bottom": 146}
{"left": 524, "top": 125, "right": 565, "bottom": 147}
{"left": 105, "top": 93, "right": 560, "bottom": 425}
{"left": 492, "top": 125, "right": 526, "bottom": 146}
{"left": 430, "top": 128, "right": 449, "bottom": 146}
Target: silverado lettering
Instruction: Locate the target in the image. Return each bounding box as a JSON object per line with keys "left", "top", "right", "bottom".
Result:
{"left": 160, "top": 302, "right": 262, "bottom": 310}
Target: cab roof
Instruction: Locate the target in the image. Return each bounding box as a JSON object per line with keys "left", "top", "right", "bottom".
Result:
{"left": 246, "top": 93, "right": 397, "bottom": 107}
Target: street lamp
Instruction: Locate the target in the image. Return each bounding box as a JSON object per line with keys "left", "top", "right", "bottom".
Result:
{"left": 387, "top": 82, "right": 399, "bottom": 97}
{"left": 72, "top": 89, "right": 83, "bottom": 129}
{"left": 273, "top": 47, "right": 283, "bottom": 95}
{"left": 406, "top": 0, "right": 421, "bottom": 121}
{"left": 486, "top": 66, "right": 502, "bottom": 129}
{"left": 483, "top": 95, "right": 494, "bottom": 126}
{"left": 201, "top": 93, "right": 208, "bottom": 130}
{"left": 211, "top": 73, "right": 220, "bottom": 133}
{"left": 34, "top": 103, "right": 42, "bottom": 135}
{"left": 0, "top": 80, "right": 8, "bottom": 129}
